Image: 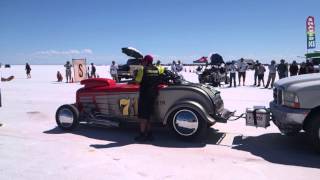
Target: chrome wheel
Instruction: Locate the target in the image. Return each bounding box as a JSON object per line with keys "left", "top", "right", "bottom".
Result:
{"left": 173, "top": 109, "right": 199, "bottom": 136}
{"left": 57, "top": 108, "right": 74, "bottom": 128}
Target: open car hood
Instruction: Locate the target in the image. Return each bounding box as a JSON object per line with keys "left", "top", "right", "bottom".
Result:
{"left": 121, "top": 47, "right": 143, "bottom": 59}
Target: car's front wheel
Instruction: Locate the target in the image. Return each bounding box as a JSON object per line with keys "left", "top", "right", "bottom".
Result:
{"left": 307, "top": 112, "right": 320, "bottom": 153}
{"left": 169, "top": 108, "right": 207, "bottom": 140}
{"left": 55, "top": 104, "right": 79, "bottom": 130}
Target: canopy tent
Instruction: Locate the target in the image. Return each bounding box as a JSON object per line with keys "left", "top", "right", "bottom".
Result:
{"left": 193, "top": 56, "right": 208, "bottom": 63}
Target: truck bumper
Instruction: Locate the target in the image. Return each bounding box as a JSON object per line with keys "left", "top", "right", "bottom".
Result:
{"left": 269, "top": 101, "right": 309, "bottom": 133}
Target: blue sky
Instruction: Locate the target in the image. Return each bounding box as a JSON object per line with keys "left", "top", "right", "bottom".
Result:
{"left": 0, "top": 0, "right": 319, "bottom": 64}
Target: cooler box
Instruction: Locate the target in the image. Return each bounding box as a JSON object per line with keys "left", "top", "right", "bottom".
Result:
{"left": 246, "top": 107, "right": 270, "bottom": 128}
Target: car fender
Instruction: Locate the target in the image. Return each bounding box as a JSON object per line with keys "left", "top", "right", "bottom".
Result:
{"left": 163, "top": 100, "right": 216, "bottom": 125}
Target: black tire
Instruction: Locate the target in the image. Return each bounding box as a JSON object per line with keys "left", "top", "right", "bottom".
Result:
{"left": 55, "top": 104, "right": 79, "bottom": 130}
{"left": 306, "top": 113, "right": 320, "bottom": 153}
{"left": 168, "top": 107, "right": 207, "bottom": 140}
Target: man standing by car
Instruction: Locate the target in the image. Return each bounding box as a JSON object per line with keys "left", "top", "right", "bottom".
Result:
{"left": 110, "top": 61, "right": 119, "bottom": 82}
{"left": 134, "top": 55, "right": 160, "bottom": 142}
{"left": 156, "top": 60, "right": 165, "bottom": 75}
{"left": 90, "top": 63, "right": 97, "bottom": 78}
{"left": 64, "top": 61, "right": 72, "bottom": 83}
{"left": 237, "top": 58, "right": 248, "bottom": 86}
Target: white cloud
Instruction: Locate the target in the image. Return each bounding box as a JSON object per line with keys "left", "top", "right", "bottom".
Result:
{"left": 82, "top": 49, "right": 93, "bottom": 54}
{"left": 34, "top": 49, "right": 93, "bottom": 56}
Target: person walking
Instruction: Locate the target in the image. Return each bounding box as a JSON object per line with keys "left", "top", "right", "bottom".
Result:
{"left": 257, "top": 63, "right": 266, "bottom": 87}
{"left": 289, "top": 61, "right": 299, "bottom": 76}
{"left": 299, "top": 62, "right": 307, "bottom": 75}
{"left": 134, "top": 55, "right": 161, "bottom": 142}
{"left": 237, "top": 58, "right": 248, "bottom": 86}
{"left": 25, "top": 63, "right": 31, "bottom": 78}
{"left": 277, "top": 59, "right": 287, "bottom": 79}
{"left": 110, "top": 61, "right": 119, "bottom": 82}
{"left": 64, "top": 61, "right": 72, "bottom": 83}
{"left": 228, "top": 61, "right": 237, "bottom": 87}
{"left": 253, "top": 60, "right": 259, "bottom": 86}
{"left": 90, "top": 63, "right": 96, "bottom": 78}
{"left": 265, "top": 60, "right": 277, "bottom": 88}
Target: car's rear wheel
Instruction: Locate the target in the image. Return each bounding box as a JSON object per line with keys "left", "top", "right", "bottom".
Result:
{"left": 169, "top": 108, "right": 207, "bottom": 140}
{"left": 56, "top": 104, "right": 79, "bottom": 130}
{"left": 306, "top": 112, "right": 320, "bottom": 153}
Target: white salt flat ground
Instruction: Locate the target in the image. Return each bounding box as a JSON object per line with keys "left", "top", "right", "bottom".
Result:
{"left": 0, "top": 65, "right": 319, "bottom": 180}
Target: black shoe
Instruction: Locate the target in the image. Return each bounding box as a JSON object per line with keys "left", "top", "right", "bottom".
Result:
{"left": 134, "top": 133, "right": 147, "bottom": 142}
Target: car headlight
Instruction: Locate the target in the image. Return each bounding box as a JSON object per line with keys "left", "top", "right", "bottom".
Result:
{"left": 282, "top": 91, "right": 300, "bottom": 108}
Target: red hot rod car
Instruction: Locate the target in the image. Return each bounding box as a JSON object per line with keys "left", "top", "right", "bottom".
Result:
{"left": 55, "top": 74, "right": 232, "bottom": 139}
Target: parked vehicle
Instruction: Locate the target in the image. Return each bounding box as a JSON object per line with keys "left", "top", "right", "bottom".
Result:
{"left": 198, "top": 53, "right": 229, "bottom": 87}
{"left": 270, "top": 74, "right": 320, "bottom": 152}
{"left": 198, "top": 66, "right": 229, "bottom": 87}
{"left": 55, "top": 70, "right": 233, "bottom": 139}
{"left": 246, "top": 73, "right": 320, "bottom": 152}
{"left": 117, "top": 47, "right": 143, "bottom": 81}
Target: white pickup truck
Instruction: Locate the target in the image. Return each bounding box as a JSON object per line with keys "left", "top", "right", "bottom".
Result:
{"left": 270, "top": 73, "right": 320, "bottom": 152}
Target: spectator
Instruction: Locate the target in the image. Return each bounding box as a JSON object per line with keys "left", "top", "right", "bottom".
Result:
{"left": 25, "top": 63, "right": 31, "bottom": 78}
{"left": 176, "top": 60, "right": 183, "bottom": 73}
{"left": 257, "top": 63, "right": 266, "bottom": 87}
{"left": 228, "top": 61, "right": 237, "bottom": 87}
{"left": 277, "top": 59, "right": 287, "bottom": 79}
{"left": 299, "top": 62, "right": 307, "bottom": 75}
{"left": 171, "top": 60, "right": 177, "bottom": 74}
{"left": 306, "top": 60, "right": 314, "bottom": 73}
{"left": 289, "top": 61, "right": 299, "bottom": 76}
{"left": 91, "top": 63, "right": 96, "bottom": 78}
{"left": 237, "top": 58, "right": 248, "bottom": 86}
{"left": 110, "top": 61, "right": 119, "bottom": 82}
{"left": 57, "top": 71, "right": 63, "bottom": 82}
{"left": 196, "top": 65, "right": 202, "bottom": 74}
{"left": 253, "top": 60, "right": 259, "bottom": 86}
{"left": 64, "top": 61, "right": 72, "bottom": 83}
{"left": 155, "top": 60, "right": 165, "bottom": 75}
{"left": 265, "top": 60, "right": 277, "bottom": 88}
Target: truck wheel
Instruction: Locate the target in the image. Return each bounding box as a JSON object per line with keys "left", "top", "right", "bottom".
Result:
{"left": 307, "top": 113, "right": 320, "bottom": 153}
{"left": 56, "top": 104, "right": 79, "bottom": 130}
{"left": 169, "top": 108, "right": 207, "bottom": 140}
